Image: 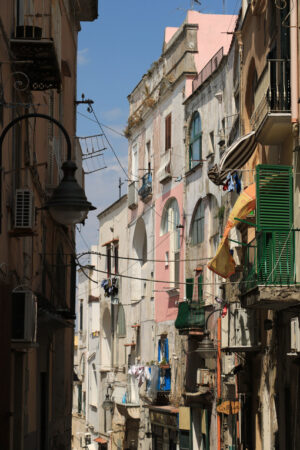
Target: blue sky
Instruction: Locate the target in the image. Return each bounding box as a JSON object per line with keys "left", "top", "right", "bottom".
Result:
{"left": 76, "top": 0, "right": 241, "bottom": 252}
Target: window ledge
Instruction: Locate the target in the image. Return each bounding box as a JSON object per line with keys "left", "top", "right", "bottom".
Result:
{"left": 185, "top": 161, "right": 203, "bottom": 177}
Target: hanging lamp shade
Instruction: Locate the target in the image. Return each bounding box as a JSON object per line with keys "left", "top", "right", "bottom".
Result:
{"left": 102, "top": 393, "right": 114, "bottom": 411}
{"left": 45, "top": 160, "right": 96, "bottom": 225}
{"left": 195, "top": 331, "right": 217, "bottom": 359}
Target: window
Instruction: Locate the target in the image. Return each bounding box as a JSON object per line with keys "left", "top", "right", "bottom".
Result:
{"left": 132, "top": 143, "right": 138, "bottom": 181}
{"left": 77, "top": 384, "right": 82, "bottom": 414}
{"left": 146, "top": 140, "right": 151, "bottom": 172}
{"left": 198, "top": 272, "right": 203, "bottom": 303}
{"left": 114, "top": 245, "right": 119, "bottom": 274}
{"left": 106, "top": 245, "right": 111, "bottom": 277}
{"left": 79, "top": 301, "right": 83, "bottom": 331}
{"left": 158, "top": 336, "right": 169, "bottom": 363}
{"left": 142, "top": 234, "right": 147, "bottom": 265}
{"left": 191, "top": 201, "right": 205, "bottom": 245}
{"left": 161, "top": 198, "right": 180, "bottom": 235}
{"left": 208, "top": 131, "right": 214, "bottom": 155}
{"left": 117, "top": 304, "right": 126, "bottom": 338}
{"left": 165, "top": 113, "right": 171, "bottom": 151}
{"left": 189, "top": 112, "right": 202, "bottom": 169}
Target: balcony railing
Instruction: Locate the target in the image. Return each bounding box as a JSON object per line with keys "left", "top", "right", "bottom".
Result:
{"left": 10, "top": 0, "right": 61, "bottom": 90}
{"left": 250, "top": 59, "right": 291, "bottom": 143}
{"left": 138, "top": 173, "right": 152, "bottom": 201}
{"left": 192, "top": 47, "right": 224, "bottom": 92}
{"left": 240, "top": 230, "right": 298, "bottom": 294}
{"left": 175, "top": 301, "right": 205, "bottom": 334}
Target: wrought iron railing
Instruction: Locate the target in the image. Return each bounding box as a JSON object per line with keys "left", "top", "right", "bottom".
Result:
{"left": 251, "top": 59, "right": 291, "bottom": 130}
{"left": 138, "top": 173, "right": 152, "bottom": 200}
{"left": 240, "top": 229, "right": 299, "bottom": 294}
{"left": 192, "top": 47, "right": 224, "bottom": 92}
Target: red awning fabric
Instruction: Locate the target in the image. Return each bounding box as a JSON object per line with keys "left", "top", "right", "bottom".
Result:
{"left": 102, "top": 238, "right": 119, "bottom": 247}
{"left": 94, "top": 437, "right": 107, "bottom": 444}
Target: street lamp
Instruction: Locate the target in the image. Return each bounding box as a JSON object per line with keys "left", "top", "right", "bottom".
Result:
{"left": 195, "top": 308, "right": 223, "bottom": 358}
{"left": 0, "top": 113, "right": 96, "bottom": 226}
{"left": 102, "top": 384, "right": 114, "bottom": 411}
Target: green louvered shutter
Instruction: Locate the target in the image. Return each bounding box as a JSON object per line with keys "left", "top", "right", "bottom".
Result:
{"left": 186, "top": 278, "right": 194, "bottom": 301}
{"left": 198, "top": 273, "right": 203, "bottom": 304}
{"left": 256, "top": 165, "right": 294, "bottom": 284}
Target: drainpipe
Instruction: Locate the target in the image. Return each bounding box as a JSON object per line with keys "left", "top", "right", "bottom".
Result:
{"left": 217, "top": 317, "right": 221, "bottom": 450}
{"left": 290, "top": 0, "right": 298, "bottom": 124}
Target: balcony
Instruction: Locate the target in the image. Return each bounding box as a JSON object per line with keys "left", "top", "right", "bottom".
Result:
{"left": 157, "top": 148, "right": 172, "bottom": 184}
{"left": 251, "top": 59, "right": 291, "bottom": 144}
{"left": 240, "top": 230, "right": 300, "bottom": 308}
{"left": 10, "top": 4, "right": 61, "bottom": 90}
{"left": 175, "top": 301, "right": 205, "bottom": 335}
{"left": 192, "top": 47, "right": 224, "bottom": 92}
{"left": 76, "top": 0, "right": 98, "bottom": 21}
{"left": 138, "top": 173, "right": 152, "bottom": 202}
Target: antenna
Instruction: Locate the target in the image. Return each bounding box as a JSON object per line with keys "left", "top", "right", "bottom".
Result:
{"left": 119, "top": 177, "right": 124, "bottom": 199}
{"left": 190, "top": 0, "right": 201, "bottom": 10}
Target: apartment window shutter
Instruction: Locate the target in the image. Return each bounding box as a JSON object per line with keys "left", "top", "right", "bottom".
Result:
{"left": 158, "top": 339, "right": 161, "bottom": 361}
{"left": 164, "top": 338, "right": 169, "bottom": 362}
{"left": 198, "top": 273, "right": 203, "bottom": 303}
{"left": 164, "top": 368, "right": 171, "bottom": 390}
{"left": 186, "top": 278, "right": 194, "bottom": 301}
{"left": 165, "top": 114, "right": 171, "bottom": 150}
{"left": 256, "top": 165, "right": 294, "bottom": 284}
{"left": 256, "top": 164, "right": 293, "bottom": 230}
{"left": 78, "top": 384, "right": 82, "bottom": 414}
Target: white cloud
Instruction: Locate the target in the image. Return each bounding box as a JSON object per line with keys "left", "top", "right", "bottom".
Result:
{"left": 102, "top": 108, "right": 124, "bottom": 121}
{"left": 77, "top": 48, "right": 89, "bottom": 66}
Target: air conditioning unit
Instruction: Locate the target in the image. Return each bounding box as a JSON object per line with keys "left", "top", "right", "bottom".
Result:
{"left": 15, "top": 189, "right": 34, "bottom": 229}
{"left": 221, "top": 304, "right": 258, "bottom": 351}
{"left": 222, "top": 354, "right": 235, "bottom": 375}
{"left": 290, "top": 317, "right": 300, "bottom": 354}
{"left": 196, "top": 368, "right": 215, "bottom": 387}
{"left": 11, "top": 291, "right": 37, "bottom": 343}
{"left": 84, "top": 433, "right": 92, "bottom": 445}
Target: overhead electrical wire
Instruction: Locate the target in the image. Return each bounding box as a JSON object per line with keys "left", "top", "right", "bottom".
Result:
{"left": 77, "top": 250, "right": 212, "bottom": 263}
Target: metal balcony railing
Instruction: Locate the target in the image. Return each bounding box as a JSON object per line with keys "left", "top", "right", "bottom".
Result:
{"left": 251, "top": 59, "right": 291, "bottom": 131}
{"left": 10, "top": 0, "right": 62, "bottom": 90}
{"left": 240, "top": 229, "right": 299, "bottom": 294}
{"left": 192, "top": 47, "right": 224, "bottom": 92}
{"left": 138, "top": 173, "right": 152, "bottom": 200}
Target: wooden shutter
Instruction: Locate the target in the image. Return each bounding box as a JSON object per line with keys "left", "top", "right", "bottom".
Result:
{"left": 198, "top": 273, "right": 203, "bottom": 303}
{"left": 256, "top": 164, "right": 293, "bottom": 230}
{"left": 256, "top": 165, "right": 294, "bottom": 284}
{"left": 186, "top": 278, "right": 194, "bottom": 301}
{"left": 165, "top": 114, "right": 171, "bottom": 150}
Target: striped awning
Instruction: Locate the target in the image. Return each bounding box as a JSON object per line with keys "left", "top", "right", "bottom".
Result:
{"left": 208, "top": 131, "right": 256, "bottom": 185}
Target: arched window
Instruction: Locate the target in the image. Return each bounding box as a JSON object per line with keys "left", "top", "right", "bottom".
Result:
{"left": 117, "top": 304, "right": 126, "bottom": 338}
{"left": 189, "top": 112, "right": 202, "bottom": 169}
{"left": 191, "top": 201, "right": 205, "bottom": 245}
{"left": 161, "top": 198, "right": 180, "bottom": 250}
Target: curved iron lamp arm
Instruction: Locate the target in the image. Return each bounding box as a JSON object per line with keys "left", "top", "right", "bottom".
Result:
{"left": 0, "top": 113, "right": 73, "bottom": 232}
{"left": 205, "top": 308, "right": 224, "bottom": 331}
{"left": 0, "top": 113, "right": 72, "bottom": 165}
